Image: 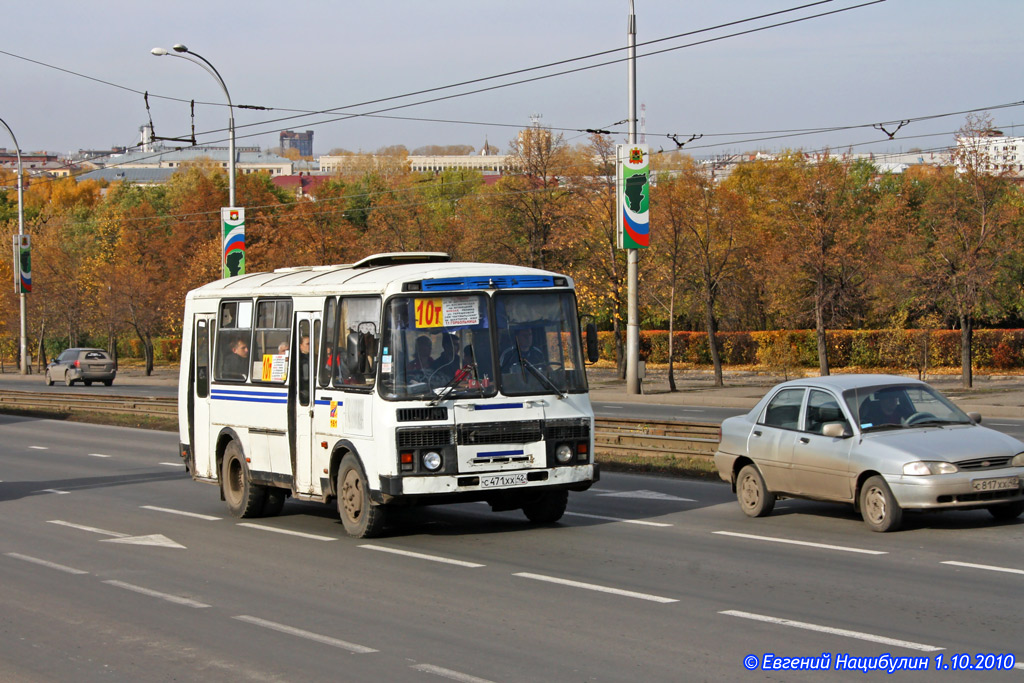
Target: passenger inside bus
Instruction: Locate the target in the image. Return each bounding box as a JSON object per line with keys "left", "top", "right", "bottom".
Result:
{"left": 407, "top": 335, "right": 434, "bottom": 373}
{"left": 431, "top": 333, "right": 462, "bottom": 383}
{"left": 221, "top": 335, "right": 250, "bottom": 380}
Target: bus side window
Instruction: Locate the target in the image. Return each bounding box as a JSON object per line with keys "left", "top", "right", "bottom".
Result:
{"left": 334, "top": 297, "right": 381, "bottom": 389}
{"left": 196, "top": 319, "right": 209, "bottom": 398}
{"left": 298, "top": 319, "right": 310, "bottom": 406}
{"left": 216, "top": 300, "right": 253, "bottom": 382}
{"left": 252, "top": 299, "right": 292, "bottom": 383}
{"left": 319, "top": 297, "right": 338, "bottom": 388}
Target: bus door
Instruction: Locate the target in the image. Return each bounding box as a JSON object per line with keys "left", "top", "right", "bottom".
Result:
{"left": 191, "top": 315, "right": 215, "bottom": 478}
{"left": 291, "top": 313, "right": 319, "bottom": 494}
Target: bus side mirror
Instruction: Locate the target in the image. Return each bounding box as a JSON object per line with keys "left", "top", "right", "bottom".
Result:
{"left": 585, "top": 323, "right": 599, "bottom": 364}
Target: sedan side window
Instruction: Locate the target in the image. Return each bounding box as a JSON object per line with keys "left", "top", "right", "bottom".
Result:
{"left": 760, "top": 388, "right": 805, "bottom": 430}
{"left": 804, "top": 389, "right": 850, "bottom": 435}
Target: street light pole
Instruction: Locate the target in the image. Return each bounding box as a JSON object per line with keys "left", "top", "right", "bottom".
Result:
{"left": 625, "top": 0, "right": 641, "bottom": 394}
{"left": 151, "top": 44, "right": 236, "bottom": 275}
{"left": 1, "top": 117, "right": 29, "bottom": 375}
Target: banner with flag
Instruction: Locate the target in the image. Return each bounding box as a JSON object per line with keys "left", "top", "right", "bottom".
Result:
{"left": 616, "top": 144, "right": 650, "bottom": 249}
{"left": 221, "top": 207, "right": 245, "bottom": 278}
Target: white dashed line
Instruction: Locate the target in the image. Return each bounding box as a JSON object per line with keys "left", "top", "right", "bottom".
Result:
{"left": 941, "top": 560, "right": 1024, "bottom": 576}
{"left": 158, "top": 462, "right": 183, "bottom": 467}
{"left": 237, "top": 523, "right": 336, "bottom": 541}
{"left": 713, "top": 531, "right": 887, "bottom": 555}
{"left": 141, "top": 505, "right": 221, "bottom": 521}
{"left": 359, "top": 544, "right": 484, "bottom": 567}
{"left": 411, "top": 663, "right": 496, "bottom": 683}
{"left": 103, "top": 580, "right": 210, "bottom": 608}
{"left": 6, "top": 553, "right": 89, "bottom": 575}
{"left": 564, "top": 511, "right": 672, "bottom": 527}
{"left": 720, "top": 610, "right": 943, "bottom": 652}
{"left": 87, "top": 453, "right": 111, "bottom": 458}
{"left": 35, "top": 489, "right": 70, "bottom": 495}
{"left": 233, "top": 615, "right": 377, "bottom": 653}
{"left": 514, "top": 572, "right": 677, "bottom": 603}
{"left": 29, "top": 446, "right": 48, "bottom": 450}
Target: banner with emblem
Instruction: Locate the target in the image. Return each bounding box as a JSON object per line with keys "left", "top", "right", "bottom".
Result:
{"left": 12, "top": 234, "right": 31, "bottom": 293}
{"left": 616, "top": 144, "right": 650, "bottom": 249}
{"left": 221, "top": 207, "right": 245, "bottom": 278}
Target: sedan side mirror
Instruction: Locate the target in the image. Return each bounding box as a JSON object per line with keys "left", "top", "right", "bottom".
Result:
{"left": 822, "top": 422, "right": 851, "bottom": 438}
{"left": 967, "top": 412, "right": 982, "bottom": 424}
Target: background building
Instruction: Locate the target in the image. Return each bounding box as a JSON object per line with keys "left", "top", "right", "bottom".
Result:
{"left": 281, "top": 130, "right": 314, "bottom": 157}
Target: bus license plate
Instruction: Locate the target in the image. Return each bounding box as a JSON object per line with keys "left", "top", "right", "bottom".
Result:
{"left": 480, "top": 473, "right": 528, "bottom": 488}
{"left": 971, "top": 476, "right": 1020, "bottom": 492}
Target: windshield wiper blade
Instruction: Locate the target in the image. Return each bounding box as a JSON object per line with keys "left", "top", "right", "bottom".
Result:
{"left": 521, "top": 358, "right": 567, "bottom": 399}
{"left": 429, "top": 365, "right": 474, "bottom": 406}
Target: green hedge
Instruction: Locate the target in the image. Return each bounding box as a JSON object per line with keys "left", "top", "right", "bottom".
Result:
{"left": 597, "top": 329, "right": 1024, "bottom": 369}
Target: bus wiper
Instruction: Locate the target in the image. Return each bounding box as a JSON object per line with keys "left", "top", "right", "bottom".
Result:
{"left": 520, "top": 358, "right": 567, "bottom": 399}
{"left": 429, "top": 365, "right": 474, "bottom": 406}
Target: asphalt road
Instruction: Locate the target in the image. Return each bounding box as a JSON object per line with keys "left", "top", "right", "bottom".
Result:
{"left": 2, "top": 415, "right": 1022, "bottom": 681}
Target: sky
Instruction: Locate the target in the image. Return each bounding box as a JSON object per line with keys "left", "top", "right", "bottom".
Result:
{"left": 2, "top": 1, "right": 1023, "bottom": 160}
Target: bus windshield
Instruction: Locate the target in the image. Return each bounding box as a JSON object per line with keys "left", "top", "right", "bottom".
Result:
{"left": 379, "top": 290, "right": 587, "bottom": 400}
{"left": 380, "top": 294, "right": 497, "bottom": 400}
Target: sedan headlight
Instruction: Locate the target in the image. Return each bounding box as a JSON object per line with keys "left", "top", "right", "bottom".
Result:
{"left": 903, "top": 461, "right": 958, "bottom": 476}
{"left": 1012, "top": 453, "right": 1024, "bottom": 467}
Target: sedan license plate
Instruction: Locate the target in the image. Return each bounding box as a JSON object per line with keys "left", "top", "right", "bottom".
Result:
{"left": 971, "top": 476, "right": 1020, "bottom": 492}
{"left": 480, "top": 473, "right": 528, "bottom": 488}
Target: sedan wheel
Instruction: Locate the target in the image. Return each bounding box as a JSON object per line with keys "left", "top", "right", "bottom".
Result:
{"left": 736, "top": 464, "right": 775, "bottom": 518}
{"left": 987, "top": 500, "right": 1024, "bottom": 521}
{"left": 860, "top": 475, "right": 903, "bottom": 532}
{"left": 65, "top": 375, "right": 74, "bottom": 387}
{"left": 44, "top": 371, "right": 53, "bottom": 386}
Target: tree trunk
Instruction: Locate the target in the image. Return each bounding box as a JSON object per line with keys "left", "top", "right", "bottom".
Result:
{"left": 667, "top": 285, "right": 677, "bottom": 392}
{"left": 705, "top": 294, "right": 723, "bottom": 387}
{"left": 815, "top": 301, "right": 830, "bottom": 377}
{"left": 960, "top": 314, "right": 973, "bottom": 388}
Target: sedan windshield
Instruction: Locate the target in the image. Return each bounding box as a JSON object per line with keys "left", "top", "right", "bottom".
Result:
{"left": 844, "top": 384, "right": 972, "bottom": 432}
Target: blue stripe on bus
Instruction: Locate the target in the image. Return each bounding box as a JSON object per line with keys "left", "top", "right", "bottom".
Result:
{"left": 477, "top": 449, "right": 526, "bottom": 457}
{"left": 211, "top": 389, "right": 288, "bottom": 398}
{"left": 474, "top": 403, "right": 525, "bottom": 411}
{"left": 314, "top": 399, "right": 337, "bottom": 406}
{"left": 212, "top": 394, "right": 288, "bottom": 404}
{"left": 421, "top": 275, "right": 554, "bottom": 291}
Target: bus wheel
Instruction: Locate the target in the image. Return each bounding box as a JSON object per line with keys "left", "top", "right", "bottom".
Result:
{"left": 221, "top": 441, "right": 266, "bottom": 518}
{"left": 522, "top": 489, "right": 568, "bottom": 524}
{"left": 262, "top": 488, "right": 287, "bottom": 517}
{"left": 337, "top": 453, "right": 386, "bottom": 538}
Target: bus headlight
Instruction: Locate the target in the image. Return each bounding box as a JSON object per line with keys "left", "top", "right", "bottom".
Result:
{"left": 555, "top": 443, "right": 574, "bottom": 465}
{"left": 422, "top": 451, "right": 443, "bottom": 472}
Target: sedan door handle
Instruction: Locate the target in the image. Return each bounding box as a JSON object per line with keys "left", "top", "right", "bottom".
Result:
{"left": 752, "top": 430, "right": 762, "bottom": 437}
{"left": 799, "top": 437, "right": 810, "bottom": 444}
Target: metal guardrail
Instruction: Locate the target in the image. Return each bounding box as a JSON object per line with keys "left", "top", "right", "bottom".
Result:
{"left": 0, "top": 390, "right": 177, "bottom": 416}
{"left": 0, "top": 390, "right": 720, "bottom": 459}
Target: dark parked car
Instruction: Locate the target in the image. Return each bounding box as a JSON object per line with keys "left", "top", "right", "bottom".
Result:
{"left": 45, "top": 348, "right": 116, "bottom": 387}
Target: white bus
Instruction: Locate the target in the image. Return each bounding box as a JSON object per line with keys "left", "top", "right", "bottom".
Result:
{"left": 178, "top": 252, "right": 600, "bottom": 537}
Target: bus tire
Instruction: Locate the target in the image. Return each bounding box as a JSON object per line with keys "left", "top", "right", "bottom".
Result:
{"left": 221, "top": 440, "right": 266, "bottom": 518}
{"left": 522, "top": 489, "right": 568, "bottom": 524}
{"left": 262, "top": 487, "right": 287, "bottom": 517}
{"left": 337, "top": 453, "right": 386, "bottom": 538}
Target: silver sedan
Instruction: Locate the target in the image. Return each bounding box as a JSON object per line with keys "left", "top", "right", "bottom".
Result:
{"left": 714, "top": 374, "right": 1024, "bottom": 531}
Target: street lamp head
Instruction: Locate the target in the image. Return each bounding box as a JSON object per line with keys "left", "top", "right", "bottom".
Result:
{"left": 172, "top": 44, "right": 189, "bottom": 53}
{"left": 150, "top": 47, "right": 169, "bottom": 56}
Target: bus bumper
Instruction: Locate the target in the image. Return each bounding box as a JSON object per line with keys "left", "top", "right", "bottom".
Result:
{"left": 378, "top": 463, "right": 598, "bottom": 501}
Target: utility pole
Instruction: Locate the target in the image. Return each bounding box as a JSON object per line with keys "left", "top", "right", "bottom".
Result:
{"left": 1, "top": 117, "right": 29, "bottom": 375}
{"left": 625, "top": 0, "right": 641, "bottom": 394}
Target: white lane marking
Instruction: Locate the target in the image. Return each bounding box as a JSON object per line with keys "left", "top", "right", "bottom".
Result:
{"left": 87, "top": 453, "right": 111, "bottom": 458}
{"left": 720, "top": 610, "right": 943, "bottom": 652}
{"left": 141, "top": 505, "right": 221, "bottom": 521}
{"left": 237, "top": 523, "right": 336, "bottom": 541}
{"left": 103, "top": 580, "right": 210, "bottom": 608}
{"left": 411, "top": 663, "right": 496, "bottom": 683}
{"left": 102, "top": 534, "right": 186, "bottom": 549}
{"left": 158, "top": 462, "right": 183, "bottom": 467}
{"left": 514, "top": 572, "right": 678, "bottom": 604}
{"left": 29, "top": 446, "right": 48, "bottom": 450}
{"left": 48, "top": 520, "right": 127, "bottom": 537}
{"left": 597, "top": 489, "right": 696, "bottom": 502}
{"left": 233, "top": 615, "right": 377, "bottom": 653}
{"left": 35, "top": 489, "right": 70, "bottom": 495}
{"left": 989, "top": 423, "right": 1017, "bottom": 427}
{"left": 713, "top": 531, "right": 887, "bottom": 555}
{"left": 602, "top": 404, "right": 624, "bottom": 409}
{"left": 359, "top": 544, "right": 484, "bottom": 568}
{"left": 564, "top": 511, "right": 672, "bottom": 527}
{"left": 6, "top": 552, "right": 89, "bottom": 575}
{"left": 942, "top": 560, "right": 1024, "bottom": 576}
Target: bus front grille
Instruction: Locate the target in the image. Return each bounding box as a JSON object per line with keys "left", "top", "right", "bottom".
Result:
{"left": 458, "top": 420, "right": 544, "bottom": 445}
{"left": 396, "top": 427, "right": 456, "bottom": 448}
